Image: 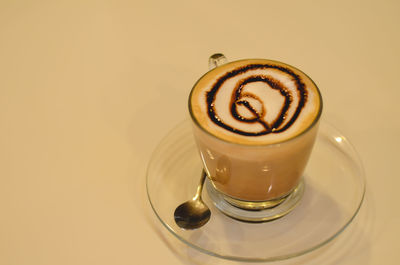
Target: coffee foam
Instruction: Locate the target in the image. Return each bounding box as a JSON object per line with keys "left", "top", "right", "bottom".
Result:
{"left": 190, "top": 59, "right": 322, "bottom": 145}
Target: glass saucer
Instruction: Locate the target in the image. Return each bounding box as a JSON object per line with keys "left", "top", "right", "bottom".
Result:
{"left": 146, "top": 119, "right": 366, "bottom": 262}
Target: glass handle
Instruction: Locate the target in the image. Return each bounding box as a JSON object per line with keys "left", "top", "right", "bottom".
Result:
{"left": 208, "top": 53, "right": 227, "bottom": 70}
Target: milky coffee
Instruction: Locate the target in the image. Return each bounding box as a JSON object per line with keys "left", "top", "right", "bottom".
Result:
{"left": 189, "top": 59, "right": 322, "bottom": 203}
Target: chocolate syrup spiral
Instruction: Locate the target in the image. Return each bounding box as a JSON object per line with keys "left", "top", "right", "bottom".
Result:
{"left": 206, "top": 64, "right": 307, "bottom": 136}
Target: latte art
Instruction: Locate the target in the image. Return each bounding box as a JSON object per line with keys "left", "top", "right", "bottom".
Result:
{"left": 190, "top": 59, "right": 321, "bottom": 145}
{"left": 207, "top": 64, "right": 307, "bottom": 136}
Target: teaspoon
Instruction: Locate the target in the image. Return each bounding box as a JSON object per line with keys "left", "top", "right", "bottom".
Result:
{"left": 174, "top": 170, "right": 211, "bottom": 229}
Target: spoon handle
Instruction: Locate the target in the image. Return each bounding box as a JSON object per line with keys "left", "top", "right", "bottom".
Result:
{"left": 193, "top": 170, "right": 207, "bottom": 201}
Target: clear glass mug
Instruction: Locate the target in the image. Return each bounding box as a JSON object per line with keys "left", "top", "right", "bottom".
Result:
{"left": 188, "top": 54, "right": 322, "bottom": 221}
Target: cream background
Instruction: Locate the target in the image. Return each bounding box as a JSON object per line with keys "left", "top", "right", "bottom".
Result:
{"left": 0, "top": 0, "right": 399, "bottom": 264}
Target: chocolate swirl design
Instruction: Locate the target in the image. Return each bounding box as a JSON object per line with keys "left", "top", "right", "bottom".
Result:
{"left": 207, "top": 64, "right": 307, "bottom": 136}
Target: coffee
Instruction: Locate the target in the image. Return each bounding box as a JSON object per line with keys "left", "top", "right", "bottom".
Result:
{"left": 189, "top": 58, "right": 322, "bottom": 205}
{"left": 190, "top": 59, "right": 321, "bottom": 145}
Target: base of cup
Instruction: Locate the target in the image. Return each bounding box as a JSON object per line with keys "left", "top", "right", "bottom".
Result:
{"left": 206, "top": 178, "right": 304, "bottom": 222}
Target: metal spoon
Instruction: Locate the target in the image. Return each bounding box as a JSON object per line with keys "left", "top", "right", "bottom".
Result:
{"left": 174, "top": 170, "right": 211, "bottom": 229}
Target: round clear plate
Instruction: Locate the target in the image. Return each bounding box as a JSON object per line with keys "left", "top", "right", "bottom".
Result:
{"left": 146, "top": 119, "right": 366, "bottom": 262}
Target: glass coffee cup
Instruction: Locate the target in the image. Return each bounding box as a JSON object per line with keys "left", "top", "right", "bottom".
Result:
{"left": 188, "top": 54, "right": 322, "bottom": 222}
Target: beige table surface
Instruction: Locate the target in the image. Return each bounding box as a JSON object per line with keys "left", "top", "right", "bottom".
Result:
{"left": 1, "top": 1, "right": 399, "bottom": 264}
